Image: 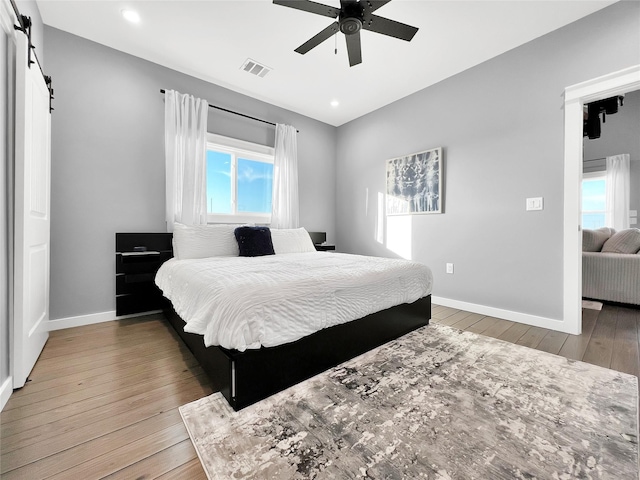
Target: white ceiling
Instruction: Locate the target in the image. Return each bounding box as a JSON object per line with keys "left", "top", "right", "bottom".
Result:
{"left": 36, "top": 0, "right": 615, "bottom": 126}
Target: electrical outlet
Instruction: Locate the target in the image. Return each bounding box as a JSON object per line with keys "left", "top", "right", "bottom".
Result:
{"left": 446, "top": 263, "right": 454, "bottom": 274}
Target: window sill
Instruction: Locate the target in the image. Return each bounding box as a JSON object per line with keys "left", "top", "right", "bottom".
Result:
{"left": 207, "top": 214, "right": 271, "bottom": 225}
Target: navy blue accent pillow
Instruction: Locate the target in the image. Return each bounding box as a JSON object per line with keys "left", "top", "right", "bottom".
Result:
{"left": 234, "top": 226, "right": 275, "bottom": 257}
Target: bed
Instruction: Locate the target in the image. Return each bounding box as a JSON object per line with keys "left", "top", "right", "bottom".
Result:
{"left": 154, "top": 225, "right": 433, "bottom": 410}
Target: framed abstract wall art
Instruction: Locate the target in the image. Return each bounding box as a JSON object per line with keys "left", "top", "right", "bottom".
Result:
{"left": 386, "top": 147, "right": 442, "bottom": 215}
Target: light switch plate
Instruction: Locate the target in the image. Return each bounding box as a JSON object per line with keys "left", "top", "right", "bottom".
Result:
{"left": 630, "top": 210, "right": 638, "bottom": 217}
{"left": 631, "top": 218, "right": 638, "bottom": 225}
{"left": 526, "top": 197, "right": 544, "bottom": 211}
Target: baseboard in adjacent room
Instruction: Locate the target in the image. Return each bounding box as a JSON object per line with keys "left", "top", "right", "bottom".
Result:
{"left": 581, "top": 300, "right": 603, "bottom": 311}
{"left": 431, "top": 296, "right": 572, "bottom": 334}
{"left": 0, "top": 376, "right": 12, "bottom": 412}
{"left": 48, "top": 309, "right": 162, "bottom": 331}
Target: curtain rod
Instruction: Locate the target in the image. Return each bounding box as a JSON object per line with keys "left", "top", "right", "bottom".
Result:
{"left": 160, "top": 89, "right": 298, "bottom": 133}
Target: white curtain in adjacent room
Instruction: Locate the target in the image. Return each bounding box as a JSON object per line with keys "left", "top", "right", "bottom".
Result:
{"left": 164, "top": 90, "right": 208, "bottom": 232}
{"left": 605, "top": 153, "right": 630, "bottom": 231}
{"left": 271, "top": 124, "right": 299, "bottom": 229}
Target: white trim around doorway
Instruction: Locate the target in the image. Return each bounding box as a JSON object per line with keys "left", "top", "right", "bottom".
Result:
{"left": 562, "top": 65, "right": 640, "bottom": 335}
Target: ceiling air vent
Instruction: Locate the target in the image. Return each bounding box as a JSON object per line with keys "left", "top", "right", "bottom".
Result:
{"left": 240, "top": 59, "right": 271, "bottom": 78}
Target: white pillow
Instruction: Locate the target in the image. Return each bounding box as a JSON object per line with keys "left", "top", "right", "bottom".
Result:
{"left": 601, "top": 228, "right": 640, "bottom": 254}
{"left": 582, "top": 227, "right": 615, "bottom": 252}
{"left": 173, "top": 223, "right": 239, "bottom": 260}
{"left": 270, "top": 228, "right": 316, "bottom": 254}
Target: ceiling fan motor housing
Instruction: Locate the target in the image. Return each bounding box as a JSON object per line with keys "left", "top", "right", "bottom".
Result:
{"left": 340, "top": 1, "right": 364, "bottom": 35}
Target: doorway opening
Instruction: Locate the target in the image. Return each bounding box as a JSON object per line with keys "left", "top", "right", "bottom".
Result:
{"left": 562, "top": 65, "right": 640, "bottom": 335}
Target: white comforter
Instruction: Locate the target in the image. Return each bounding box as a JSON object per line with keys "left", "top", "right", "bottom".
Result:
{"left": 155, "top": 252, "right": 433, "bottom": 351}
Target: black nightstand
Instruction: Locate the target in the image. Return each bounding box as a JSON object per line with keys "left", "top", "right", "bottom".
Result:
{"left": 315, "top": 244, "right": 336, "bottom": 251}
{"left": 116, "top": 233, "right": 173, "bottom": 316}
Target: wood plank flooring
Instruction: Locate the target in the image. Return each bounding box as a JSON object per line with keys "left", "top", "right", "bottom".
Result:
{"left": 432, "top": 302, "right": 640, "bottom": 375}
{"left": 1, "top": 315, "right": 211, "bottom": 480}
{"left": 1, "top": 303, "right": 638, "bottom": 479}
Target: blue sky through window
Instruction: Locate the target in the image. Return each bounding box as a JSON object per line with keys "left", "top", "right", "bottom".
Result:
{"left": 206, "top": 150, "right": 273, "bottom": 215}
{"left": 206, "top": 150, "right": 232, "bottom": 214}
{"left": 582, "top": 178, "right": 606, "bottom": 229}
{"left": 237, "top": 158, "right": 273, "bottom": 213}
{"left": 582, "top": 179, "right": 605, "bottom": 211}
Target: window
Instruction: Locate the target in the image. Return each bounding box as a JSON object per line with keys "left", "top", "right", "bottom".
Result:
{"left": 582, "top": 171, "right": 606, "bottom": 229}
{"left": 206, "top": 134, "right": 274, "bottom": 224}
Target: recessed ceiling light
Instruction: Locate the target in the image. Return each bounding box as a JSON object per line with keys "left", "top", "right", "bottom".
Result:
{"left": 330, "top": 100, "right": 339, "bottom": 108}
{"left": 121, "top": 9, "right": 140, "bottom": 23}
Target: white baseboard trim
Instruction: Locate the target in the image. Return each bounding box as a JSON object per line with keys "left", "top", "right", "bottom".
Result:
{"left": 48, "top": 310, "right": 162, "bottom": 331}
{"left": 0, "top": 376, "right": 12, "bottom": 412}
{"left": 431, "top": 296, "right": 575, "bottom": 334}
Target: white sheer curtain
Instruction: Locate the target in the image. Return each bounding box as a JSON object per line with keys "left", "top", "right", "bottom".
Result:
{"left": 605, "top": 153, "right": 630, "bottom": 231}
{"left": 164, "top": 90, "right": 209, "bottom": 232}
{"left": 271, "top": 124, "right": 299, "bottom": 229}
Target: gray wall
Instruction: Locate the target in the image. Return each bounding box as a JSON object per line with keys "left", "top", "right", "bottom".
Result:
{"left": 584, "top": 89, "right": 640, "bottom": 220}
{"left": 44, "top": 27, "right": 337, "bottom": 320}
{"left": 336, "top": 1, "right": 640, "bottom": 321}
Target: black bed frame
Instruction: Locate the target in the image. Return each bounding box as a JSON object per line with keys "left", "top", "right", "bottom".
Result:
{"left": 124, "top": 231, "right": 432, "bottom": 411}
{"left": 166, "top": 296, "right": 431, "bottom": 410}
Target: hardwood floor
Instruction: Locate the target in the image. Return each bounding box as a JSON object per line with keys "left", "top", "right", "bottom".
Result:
{"left": 432, "top": 302, "right": 640, "bottom": 376}
{"left": 1, "top": 303, "right": 638, "bottom": 479}
{"left": 0, "top": 315, "right": 211, "bottom": 480}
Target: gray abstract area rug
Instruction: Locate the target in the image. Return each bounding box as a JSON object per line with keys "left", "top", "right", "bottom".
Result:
{"left": 179, "top": 324, "right": 639, "bottom": 479}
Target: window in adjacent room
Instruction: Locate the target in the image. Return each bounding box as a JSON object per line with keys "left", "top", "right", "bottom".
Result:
{"left": 206, "top": 134, "right": 274, "bottom": 224}
{"left": 581, "top": 171, "right": 606, "bottom": 229}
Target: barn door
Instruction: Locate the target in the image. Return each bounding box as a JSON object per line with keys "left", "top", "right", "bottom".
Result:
{"left": 12, "top": 31, "right": 51, "bottom": 388}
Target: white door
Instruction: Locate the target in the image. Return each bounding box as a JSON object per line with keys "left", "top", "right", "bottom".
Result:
{"left": 12, "top": 32, "right": 50, "bottom": 388}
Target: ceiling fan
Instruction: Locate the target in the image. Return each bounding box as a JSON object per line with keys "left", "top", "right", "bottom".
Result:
{"left": 273, "top": 0, "right": 419, "bottom": 67}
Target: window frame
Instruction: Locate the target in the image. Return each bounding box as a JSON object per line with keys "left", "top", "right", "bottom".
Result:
{"left": 581, "top": 170, "right": 607, "bottom": 229}
{"left": 206, "top": 133, "right": 275, "bottom": 225}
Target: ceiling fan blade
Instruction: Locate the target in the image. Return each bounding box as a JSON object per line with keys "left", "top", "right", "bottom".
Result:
{"left": 363, "top": 14, "right": 418, "bottom": 41}
{"left": 273, "top": 0, "right": 340, "bottom": 19}
{"left": 364, "top": 0, "right": 392, "bottom": 13}
{"left": 345, "top": 31, "right": 362, "bottom": 67}
{"left": 295, "top": 22, "right": 340, "bottom": 55}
